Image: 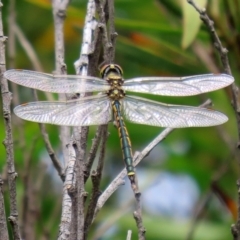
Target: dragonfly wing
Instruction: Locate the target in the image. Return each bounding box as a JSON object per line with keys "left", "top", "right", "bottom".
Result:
{"left": 123, "top": 74, "right": 234, "bottom": 96}
{"left": 122, "top": 95, "right": 228, "bottom": 127}
{"left": 14, "top": 95, "right": 112, "bottom": 126}
{"left": 4, "top": 69, "right": 109, "bottom": 93}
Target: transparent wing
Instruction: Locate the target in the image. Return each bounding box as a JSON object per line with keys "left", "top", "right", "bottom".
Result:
{"left": 4, "top": 69, "right": 109, "bottom": 93}
{"left": 122, "top": 96, "right": 228, "bottom": 127}
{"left": 14, "top": 95, "right": 112, "bottom": 126}
{"left": 123, "top": 74, "right": 234, "bottom": 96}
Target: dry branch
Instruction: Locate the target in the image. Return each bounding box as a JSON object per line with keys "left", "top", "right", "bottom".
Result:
{"left": 0, "top": 1, "right": 21, "bottom": 239}
{"left": 0, "top": 175, "right": 9, "bottom": 240}
{"left": 187, "top": 0, "right": 238, "bottom": 238}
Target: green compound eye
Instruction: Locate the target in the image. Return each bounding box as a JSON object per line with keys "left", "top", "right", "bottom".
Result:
{"left": 100, "top": 64, "right": 123, "bottom": 78}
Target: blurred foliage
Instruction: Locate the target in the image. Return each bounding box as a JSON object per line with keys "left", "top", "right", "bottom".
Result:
{"left": 1, "top": 0, "right": 239, "bottom": 239}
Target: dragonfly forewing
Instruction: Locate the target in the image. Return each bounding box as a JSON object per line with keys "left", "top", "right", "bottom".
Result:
{"left": 4, "top": 64, "right": 234, "bottom": 176}
{"left": 14, "top": 95, "right": 112, "bottom": 126}
{"left": 4, "top": 69, "right": 109, "bottom": 93}
{"left": 123, "top": 74, "right": 234, "bottom": 96}
{"left": 123, "top": 96, "right": 228, "bottom": 128}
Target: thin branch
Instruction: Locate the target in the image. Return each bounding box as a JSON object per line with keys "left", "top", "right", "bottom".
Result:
{"left": 70, "top": 1, "right": 99, "bottom": 239}
{"left": 0, "top": 1, "right": 22, "bottom": 239}
{"left": 85, "top": 126, "right": 103, "bottom": 182}
{"left": 74, "top": 127, "right": 89, "bottom": 240}
{"left": 59, "top": 1, "right": 99, "bottom": 239}
{"left": 75, "top": 0, "right": 97, "bottom": 73}
{"left": 21, "top": 136, "right": 40, "bottom": 240}
{"left": 13, "top": 15, "right": 65, "bottom": 183}
{"left": 30, "top": 89, "right": 65, "bottom": 181}
{"left": 39, "top": 123, "right": 65, "bottom": 181}
{"left": 131, "top": 174, "right": 145, "bottom": 240}
{"left": 0, "top": 175, "right": 9, "bottom": 240}
{"left": 58, "top": 142, "right": 76, "bottom": 240}
{"left": 232, "top": 179, "right": 240, "bottom": 240}
{"left": 107, "top": 0, "right": 117, "bottom": 62}
{"left": 95, "top": 0, "right": 112, "bottom": 63}
{"left": 7, "top": 0, "right": 15, "bottom": 69}
{"left": 52, "top": 0, "right": 71, "bottom": 165}
{"left": 84, "top": 125, "right": 108, "bottom": 238}
{"left": 133, "top": 200, "right": 146, "bottom": 240}
{"left": 187, "top": 1, "right": 238, "bottom": 238}
{"left": 14, "top": 24, "right": 43, "bottom": 72}
{"left": 12, "top": 23, "right": 54, "bottom": 102}
{"left": 186, "top": 0, "right": 240, "bottom": 144}
{"left": 94, "top": 127, "right": 172, "bottom": 218}
{"left": 126, "top": 230, "right": 132, "bottom": 240}
{"left": 6, "top": 3, "right": 42, "bottom": 239}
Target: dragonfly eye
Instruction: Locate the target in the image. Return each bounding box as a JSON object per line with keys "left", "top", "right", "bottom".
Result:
{"left": 100, "top": 64, "right": 123, "bottom": 78}
{"left": 112, "top": 64, "right": 123, "bottom": 76}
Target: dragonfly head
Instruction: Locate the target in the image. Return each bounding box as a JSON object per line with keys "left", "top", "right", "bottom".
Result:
{"left": 100, "top": 64, "right": 123, "bottom": 79}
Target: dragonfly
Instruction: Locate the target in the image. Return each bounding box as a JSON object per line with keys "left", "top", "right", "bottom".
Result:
{"left": 4, "top": 64, "right": 234, "bottom": 176}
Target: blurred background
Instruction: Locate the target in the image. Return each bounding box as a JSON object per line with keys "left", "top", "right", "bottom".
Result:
{"left": 1, "top": 0, "right": 239, "bottom": 239}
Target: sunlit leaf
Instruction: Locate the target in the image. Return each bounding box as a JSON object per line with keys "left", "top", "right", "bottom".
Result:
{"left": 181, "top": 0, "right": 207, "bottom": 49}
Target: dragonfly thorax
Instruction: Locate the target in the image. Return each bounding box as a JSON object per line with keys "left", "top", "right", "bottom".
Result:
{"left": 107, "top": 87, "right": 125, "bottom": 100}
{"left": 101, "top": 64, "right": 126, "bottom": 100}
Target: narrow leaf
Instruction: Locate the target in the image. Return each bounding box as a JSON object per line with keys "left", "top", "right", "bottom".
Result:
{"left": 181, "top": 0, "right": 207, "bottom": 49}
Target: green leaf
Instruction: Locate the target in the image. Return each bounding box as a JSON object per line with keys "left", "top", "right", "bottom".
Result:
{"left": 181, "top": 0, "right": 207, "bottom": 49}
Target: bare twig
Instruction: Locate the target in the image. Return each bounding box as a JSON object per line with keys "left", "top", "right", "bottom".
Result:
{"left": 126, "top": 230, "right": 132, "bottom": 240}
{"left": 94, "top": 0, "right": 112, "bottom": 63}
{"left": 131, "top": 174, "right": 146, "bottom": 240}
{"left": 187, "top": 1, "right": 238, "bottom": 238}
{"left": 52, "top": 0, "right": 71, "bottom": 164}
{"left": 74, "top": 127, "right": 89, "bottom": 240}
{"left": 75, "top": 0, "right": 97, "bottom": 73}
{"left": 30, "top": 90, "right": 65, "bottom": 181}
{"left": 186, "top": 0, "right": 240, "bottom": 144}
{"left": 84, "top": 126, "right": 103, "bottom": 182}
{"left": 0, "top": 1, "right": 22, "bottom": 239}
{"left": 70, "top": 1, "right": 99, "bottom": 239}
{"left": 232, "top": 179, "right": 240, "bottom": 240}
{"left": 84, "top": 125, "right": 108, "bottom": 238}
{"left": 59, "top": 1, "right": 99, "bottom": 239}
{"left": 12, "top": 23, "right": 54, "bottom": 101}
{"left": 14, "top": 24, "right": 43, "bottom": 72}
{"left": 58, "top": 142, "right": 76, "bottom": 240}
{"left": 94, "top": 127, "right": 173, "bottom": 218}
{"left": 0, "top": 175, "right": 9, "bottom": 240}
{"left": 7, "top": 0, "right": 15, "bottom": 69}
{"left": 6, "top": 2, "right": 44, "bottom": 239}
{"left": 12, "top": 18, "right": 66, "bottom": 237}
{"left": 133, "top": 200, "right": 146, "bottom": 240}
{"left": 13, "top": 17, "right": 64, "bottom": 183}
{"left": 39, "top": 123, "right": 65, "bottom": 181}
{"left": 107, "top": 0, "right": 117, "bottom": 62}
{"left": 21, "top": 136, "right": 40, "bottom": 240}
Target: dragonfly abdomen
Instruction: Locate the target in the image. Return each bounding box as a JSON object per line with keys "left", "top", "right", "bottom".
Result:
{"left": 112, "top": 101, "right": 135, "bottom": 175}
